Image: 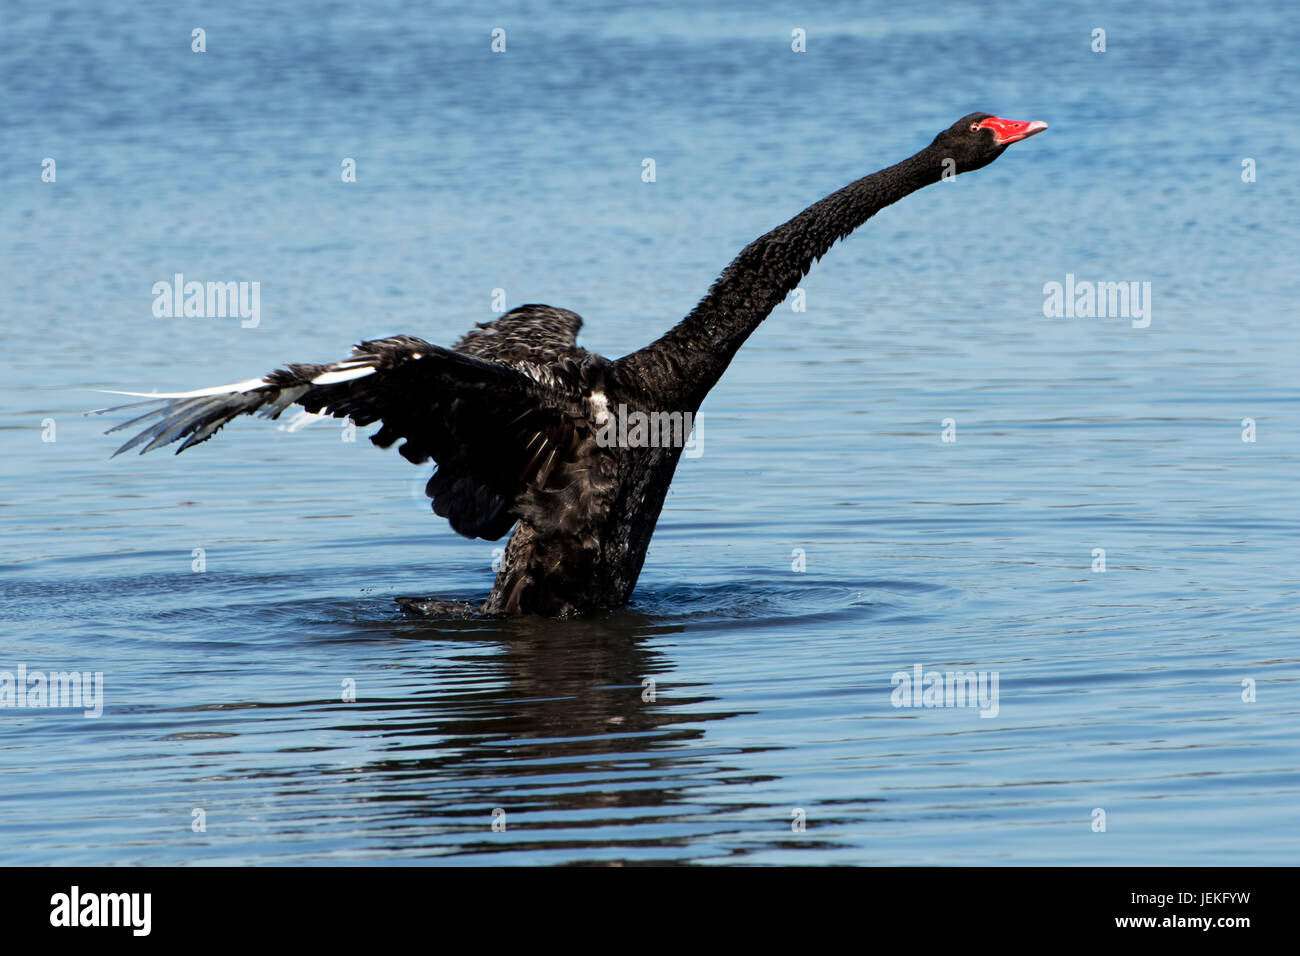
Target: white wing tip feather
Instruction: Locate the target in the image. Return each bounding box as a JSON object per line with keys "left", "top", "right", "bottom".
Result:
{"left": 97, "top": 377, "right": 271, "bottom": 399}
{"left": 310, "top": 365, "right": 377, "bottom": 385}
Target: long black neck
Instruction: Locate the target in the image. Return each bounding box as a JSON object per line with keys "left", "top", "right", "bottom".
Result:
{"left": 616, "top": 144, "right": 946, "bottom": 410}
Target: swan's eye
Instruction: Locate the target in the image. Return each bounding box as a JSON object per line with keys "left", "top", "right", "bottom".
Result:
{"left": 970, "top": 123, "right": 981, "bottom": 132}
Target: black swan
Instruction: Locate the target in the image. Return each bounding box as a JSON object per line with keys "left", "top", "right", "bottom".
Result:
{"left": 99, "top": 113, "right": 1046, "bottom": 617}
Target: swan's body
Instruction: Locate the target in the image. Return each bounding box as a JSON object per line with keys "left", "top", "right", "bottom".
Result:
{"left": 101, "top": 113, "right": 1046, "bottom": 617}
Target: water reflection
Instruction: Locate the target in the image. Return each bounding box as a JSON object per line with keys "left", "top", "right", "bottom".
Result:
{"left": 249, "top": 609, "right": 786, "bottom": 861}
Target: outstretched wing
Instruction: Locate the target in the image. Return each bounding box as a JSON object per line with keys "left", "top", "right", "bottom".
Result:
{"left": 452, "top": 304, "right": 585, "bottom": 367}
{"left": 95, "top": 334, "right": 593, "bottom": 540}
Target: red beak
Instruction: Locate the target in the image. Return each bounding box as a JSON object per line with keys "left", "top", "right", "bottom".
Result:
{"left": 978, "top": 116, "right": 1049, "bottom": 146}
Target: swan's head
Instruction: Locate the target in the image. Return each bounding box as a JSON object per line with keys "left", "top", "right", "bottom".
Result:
{"left": 935, "top": 112, "right": 1048, "bottom": 173}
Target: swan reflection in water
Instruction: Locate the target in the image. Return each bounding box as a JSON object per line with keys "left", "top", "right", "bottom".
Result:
{"left": 246, "top": 604, "right": 799, "bottom": 861}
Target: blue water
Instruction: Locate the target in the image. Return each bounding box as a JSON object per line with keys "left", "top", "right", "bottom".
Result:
{"left": 2, "top": 0, "right": 1297, "bottom": 864}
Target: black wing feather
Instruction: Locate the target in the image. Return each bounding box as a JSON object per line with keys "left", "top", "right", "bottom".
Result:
{"left": 95, "top": 333, "right": 589, "bottom": 540}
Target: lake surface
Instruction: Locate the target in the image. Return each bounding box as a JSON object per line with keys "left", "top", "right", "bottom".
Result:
{"left": 1, "top": 0, "right": 1297, "bottom": 864}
